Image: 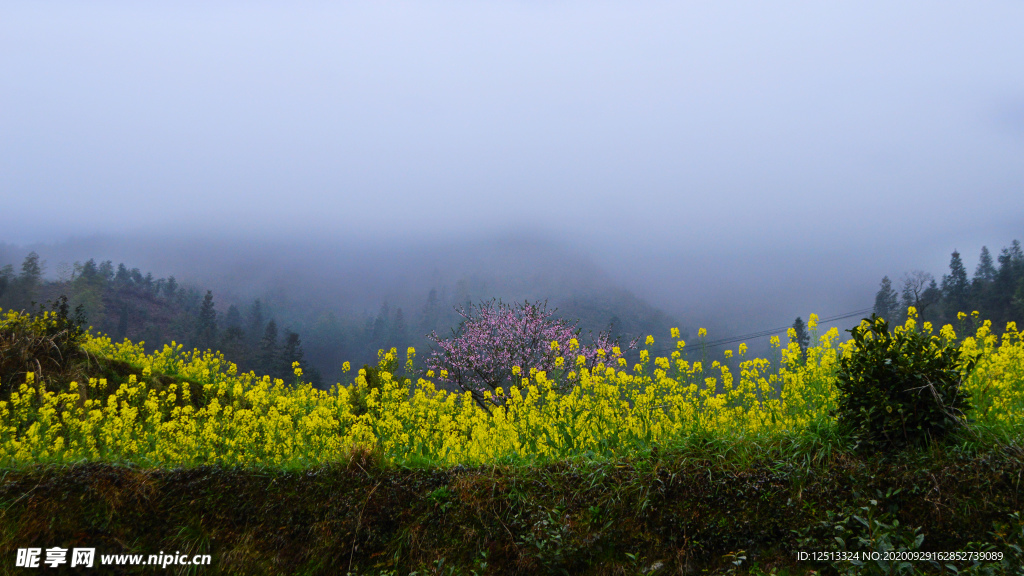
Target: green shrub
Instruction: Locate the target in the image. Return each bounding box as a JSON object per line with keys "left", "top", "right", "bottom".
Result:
{"left": 795, "top": 489, "right": 930, "bottom": 576}
{"left": 348, "top": 354, "right": 404, "bottom": 417}
{"left": 834, "top": 315, "right": 976, "bottom": 451}
{"left": 0, "top": 295, "right": 87, "bottom": 398}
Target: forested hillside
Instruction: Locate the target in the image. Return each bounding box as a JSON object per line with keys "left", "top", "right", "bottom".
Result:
{"left": 874, "top": 240, "right": 1024, "bottom": 329}
{"left": 0, "top": 255, "right": 319, "bottom": 385}
{"left": 0, "top": 250, "right": 682, "bottom": 387}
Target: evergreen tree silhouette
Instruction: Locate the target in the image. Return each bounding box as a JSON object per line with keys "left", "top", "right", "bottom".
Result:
{"left": 873, "top": 276, "right": 900, "bottom": 321}
{"left": 194, "top": 291, "right": 218, "bottom": 350}
{"left": 280, "top": 330, "right": 305, "bottom": 382}
{"left": 390, "top": 308, "right": 408, "bottom": 347}
{"left": 941, "top": 250, "right": 970, "bottom": 321}
{"left": 791, "top": 317, "right": 810, "bottom": 354}
{"left": 258, "top": 319, "right": 279, "bottom": 377}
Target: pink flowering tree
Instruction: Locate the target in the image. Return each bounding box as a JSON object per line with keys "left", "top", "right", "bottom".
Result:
{"left": 425, "top": 299, "right": 629, "bottom": 409}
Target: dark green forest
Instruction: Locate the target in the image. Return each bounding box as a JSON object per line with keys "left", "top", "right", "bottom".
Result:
{"left": 872, "top": 240, "right": 1024, "bottom": 330}
{"left": 0, "top": 256, "right": 323, "bottom": 385}
{"left": 0, "top": 254, "right": 679, "bottom": 388}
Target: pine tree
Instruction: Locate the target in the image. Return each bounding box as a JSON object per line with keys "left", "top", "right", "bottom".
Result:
{"left": 791, "top": 317, "right": 810, "bottom": 353}
{"left": 971, "top": 246, "right": 997, "bottom": 315}
{"left": 975, "top": 246, "right": 997, "bottom": 282}
{"left": 220, "top": 323, "right": 246, "bottom": 367}
{"left": 98, "top": 260, "right": 114, "bottom": 282}
{"left": 258, "top": 319, "right": 279, "bottom": 377}
{"left": 20, "top": 252, "right": 42, "bottom": 283}
{"left": 922, "top": 278, "right": 942, "bottom": 324}
{"left": 372, "top": 302, "right": 391, "bottom": 344}
{"left": 994, "top": 241, "right": 1024, "bottom": 325}
{"left": 873, "top": 276, "right": 900, "bottom": 321}
{"left": 78, "top": 259, "right": 99, "bottom": 284}
{"left": 71, "top": 258, "right": 105, "bottom": 324}
{"left": 941, "top": 250, "right": 970, "bottom": 321}
{"left": 194, "top": 290, "right": 218, "bottom": 350}
{"left": 279, "top": 330, "right": 305, "bottom": 382}
{"left": 225, "top": 305, "right": 242, "bottom": 331}
{"left": 247, "top": 299, "right": 265, "bottom": 343}
{"left": 390, "top": 307, "right": 408, "bottom": 347}
{"left": 115, "top": 263, "right": 131, "bottom": 285}
{"left": 10, "top": 252, "right": 43, "bottom": 311}
{"left": 0, "top": 265, "right": 12, "bottom": 305}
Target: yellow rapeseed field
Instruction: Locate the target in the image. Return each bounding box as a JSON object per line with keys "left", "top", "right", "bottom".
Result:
{"left": 1, "top": 308, "right": 1021, "bottom": 467}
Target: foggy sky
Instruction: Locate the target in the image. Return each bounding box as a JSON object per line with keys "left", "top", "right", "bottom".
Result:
{"left": 2, "top": 1, "right": 1023, "bottom": 333}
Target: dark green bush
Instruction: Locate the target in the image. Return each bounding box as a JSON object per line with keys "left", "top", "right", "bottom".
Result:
{"left": 835, "top": 315, "right": 976, "bottom": 451}
{"left": 0, "top": 295, "right": 87, "bottom": 398}
{"left": 347, "top": 354, "right": 405, "bottom": 417}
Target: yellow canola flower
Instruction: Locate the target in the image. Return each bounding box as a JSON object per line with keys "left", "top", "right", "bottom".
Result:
{"left": 0, "top": 306, "right": 1021, "bottom": 469}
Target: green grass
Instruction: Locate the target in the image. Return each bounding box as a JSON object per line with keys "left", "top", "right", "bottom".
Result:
{"left": 2, "top": 438, "right": 1023, "bottom": 575}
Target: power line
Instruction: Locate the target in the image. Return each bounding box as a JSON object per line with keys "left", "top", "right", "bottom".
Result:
{"left": 641, "top": 306, "right": 875, "bottom": 356}
{"left": 701, "top": 307, "right": 874, "bottom": 347}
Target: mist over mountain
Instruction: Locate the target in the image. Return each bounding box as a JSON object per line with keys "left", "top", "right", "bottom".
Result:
{"left": 4, "top": 225, "right": 1019, "bottom": 352}
{"left": 3, "top": 1, "right": 1022, "bottom": 366}
{"left": 0, "top": 232, "right": 691, "bottom": 383}
{"left": 1, "top": 231, "right": 668, "bottom": 319}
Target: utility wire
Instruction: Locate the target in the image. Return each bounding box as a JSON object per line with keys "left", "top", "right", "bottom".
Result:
{"left": 640, "top": 306, "right": 875, "bottom": 356}
{"left": 699, "top": 307, "right": 874, "bottom": 348}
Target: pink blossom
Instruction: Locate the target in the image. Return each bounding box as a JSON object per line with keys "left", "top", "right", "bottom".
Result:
{"left": 425, "top": 300, "right": 630, "bottom": 408}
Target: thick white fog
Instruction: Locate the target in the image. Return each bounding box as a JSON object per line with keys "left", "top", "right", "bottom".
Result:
{"left": 2, "top": 0, "right": 1022, "bottom": 340}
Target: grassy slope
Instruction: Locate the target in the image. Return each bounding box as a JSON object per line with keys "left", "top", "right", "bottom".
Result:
{"left": 2, "top": 442, "right": 1023, "bottom": 575}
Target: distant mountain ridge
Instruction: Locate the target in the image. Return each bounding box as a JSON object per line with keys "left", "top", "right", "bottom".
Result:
{"left": 0, "top": 233, "right": 686, "bottom": 385}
